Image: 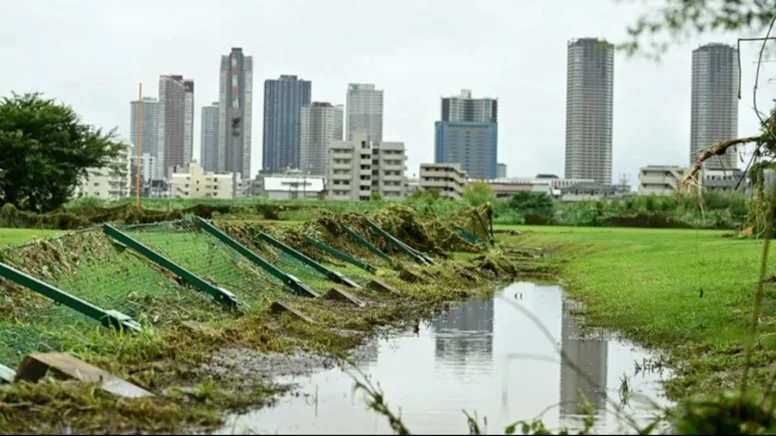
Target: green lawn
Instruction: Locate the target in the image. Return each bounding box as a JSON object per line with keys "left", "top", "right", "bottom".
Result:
{"left": 0, "top": 228, "right": 63, "bottom": 248}
{"left": 499, "top": 224, "right": 776, "bottom": 399}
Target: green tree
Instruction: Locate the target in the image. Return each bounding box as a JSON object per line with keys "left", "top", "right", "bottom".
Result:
{"left": 619, "top": 0, "right": 776, "bottom": 58}
{"left": 0, "top": 93, "right": 122, "bottom": 212}
{"left": 508, "top": 191, "right": 554, "bottom": 217}
{"left": 462, "top": 182, "right": 495, "bottom": 206}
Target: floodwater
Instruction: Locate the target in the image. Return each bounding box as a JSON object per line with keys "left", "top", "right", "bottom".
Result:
{"left": 219, "top": 282, "right": 671, "bottom": 435}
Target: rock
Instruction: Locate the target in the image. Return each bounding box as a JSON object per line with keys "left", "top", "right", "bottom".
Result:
{"left": 269, "top": 301, "right": 315, "bottom": 324}
{"left": 15, "top": 352, "right": 154, "bottom": 398}
{"left": 325, "top": 287, "right": 366, "bottom": 307}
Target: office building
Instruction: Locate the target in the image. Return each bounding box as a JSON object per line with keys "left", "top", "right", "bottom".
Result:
{"left": 564, "top": 38, "right": 615, "bottom": 185}
{"left": 690, "top": 43, "right": 739, "bottom": 169}
{"left": 218, "top": 48, "right": 254, "bottom": 178}
{"left": 346, "top": 83, "right": 384, "bottom": 143}
{"left": 434, "top": 89, "right": 498, "bottom": 179}
{"left": 326, "top": 133, "right": 406, "bottom": 201}
{"left": 157, "top": 75, "right": 194, "bottom": 178}
{"left": 201, "top": 102, "right": 219, "bottom": 172}
{"left": 263, "top": 75, "right": 311, "bottom": 173}
{"left": 129, "top": 97, "right": 159, "bottom": 175}
{"left": 497, "top": 162, "right": 507, "bottom": 179}
{"left": 300, "top": 102, "right": 344, "bottom": 176}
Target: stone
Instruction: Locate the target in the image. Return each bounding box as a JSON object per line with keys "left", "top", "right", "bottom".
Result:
{"left": 15, "top": 352, "right": 154, "bottom": 398}
{"left": 367, "top": 279, "right": 400, "bottom": 295}
{"left": 0, "top": 364, "right": 16, "bottom": 384}
{"left": 269, "top": 301, "right": 315, "bottom": 324}
{"left": 325, "top": 287, "right": 366, "bottom": 307}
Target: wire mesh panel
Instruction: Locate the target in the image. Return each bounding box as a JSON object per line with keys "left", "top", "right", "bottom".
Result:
{"left": 0, "top": 228, "right": 216, "bottom": 367}
{"left": 117, "top": 220, "right": 285, "bottom": 311}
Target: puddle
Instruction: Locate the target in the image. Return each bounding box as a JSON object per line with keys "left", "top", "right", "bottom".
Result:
{"left": 217, "top": 282, "right": 672, "bottom": 435}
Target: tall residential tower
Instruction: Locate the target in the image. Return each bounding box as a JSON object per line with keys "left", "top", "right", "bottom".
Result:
{"left": 300, "top": 102, "right": 344, "bottom": 176}
{"left": 262, "top": 75, "right": 311, "bottom": 173}
{"left": 690, "top": 43, "right": 739, "bottom": 169}
{"left": 157, "top": 75, "right": 194, "bottom": 178}
{"left": 201, "top": 102, "right": 220, "bottom": 172}
{"left": 346, "top": 83, "right": 384, "bottom": 143}
{"left": 129, "top": 97, "right": 159, "bottom": 181}
{"left": 218, "top": 48, "right": 253, "bottom": 178}
{"left": 564, "top": 38, "right": 614, "bottom": 185}
{"left": 434, "top": 89, "right": 498, "bottom": 179}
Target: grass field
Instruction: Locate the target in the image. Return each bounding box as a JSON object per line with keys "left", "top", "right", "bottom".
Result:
{"left": 0, "top": 228, "right": 62, "bottom": 247}
{"left": 500, "top": 224, "right": 776, "bottom": 400}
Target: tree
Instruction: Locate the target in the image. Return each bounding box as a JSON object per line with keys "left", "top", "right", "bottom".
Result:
{"left": 508, "top": 191, "right": 554, "bottom": 217}
{"left": 0, "top": 93, "right": 122, "bottom": 212}
{"left": 462, "top": 182, "right": 495, "bottom": 206}
{"left": 619, "top": 0, "right": 776, "bottom": 58}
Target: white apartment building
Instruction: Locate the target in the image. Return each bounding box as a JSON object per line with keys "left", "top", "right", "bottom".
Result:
{"left": 253, "top": 174, "right": 325, "bottom": 200}
{"left": 326, "top": 133, "right": 407, "bottom": 201}
{"left": 129, "top": 152, "right": 157, "bottom": 183}
{"left": 170, "top": 160, "right": 241, "bottom": 199}
{"left": 638, "top": 165, "right": 691, "bottom": 195}
{"left": 419, "top": 163, "right": 468, "bottom": 199}
{"left": 76, "top": 143, "right": 132, "bottom": 200}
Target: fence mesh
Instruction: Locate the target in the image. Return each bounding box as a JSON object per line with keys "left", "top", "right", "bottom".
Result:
{"left": 0, "top": 228, "right": 218, "bottom": 366}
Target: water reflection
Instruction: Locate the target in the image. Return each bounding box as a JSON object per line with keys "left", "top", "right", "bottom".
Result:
{"left": 559, "top": 299, "right": 609, "bottom": 428}
{"left": 433, "top": 297, "right": 494, "bottom": 367}
{"left": 220, "top": 282, "right": 669, "bottom": 435}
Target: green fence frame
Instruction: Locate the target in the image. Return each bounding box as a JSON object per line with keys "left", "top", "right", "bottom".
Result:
{"left": 256, "top": 231, "right": 360, "bottom": 288}
{"left": 103, "top": 224, "right": 241, "bottom": 310}
{"left": 342, "top": 225, "right": 394, "bottom": 266}
{"left": 194, "top": 217, "right": 319, "bottom": 298}
{"left": 303, "top": 235, "right": 377, "bottom": 274}
{"left": 364, "top": 219, "right": 433, "bottom": 265}
{"left": 0, "top": 261, "right": 142, "bottom": 333}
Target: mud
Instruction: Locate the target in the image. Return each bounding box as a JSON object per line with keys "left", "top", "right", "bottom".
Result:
{"left": 204, "top": 348, "right": 340, "bottom": 381}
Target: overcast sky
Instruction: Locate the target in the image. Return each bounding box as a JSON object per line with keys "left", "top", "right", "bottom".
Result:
{"left": 2, "top": 0, "right": 774, "bottom": 184}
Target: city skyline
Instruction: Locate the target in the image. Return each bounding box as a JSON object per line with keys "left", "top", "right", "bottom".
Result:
{"left": 16, "top": 0, "right": 771, "bottom": 187}
{"left": 122, "top": 39, "right": 754, "bottom": 188}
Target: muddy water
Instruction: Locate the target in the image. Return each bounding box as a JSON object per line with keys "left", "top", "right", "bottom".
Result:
{"left": 219, "top": 282, "right": 671, "bottom": 435}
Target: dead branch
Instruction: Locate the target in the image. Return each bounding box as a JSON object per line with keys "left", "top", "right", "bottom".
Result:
{"left": 680, "top": 135, "right": 763, "bottom": 190}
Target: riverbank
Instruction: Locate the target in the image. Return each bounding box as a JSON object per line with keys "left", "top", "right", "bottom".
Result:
{"left": 503, "top": 225, "right": 776, "bottom": 401}
{"left": 0, "top": 206, "right": 548, "bottom": 434}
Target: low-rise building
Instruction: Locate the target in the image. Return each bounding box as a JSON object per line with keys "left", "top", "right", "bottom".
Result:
{"left": 638, "top": 165, "right": 691, "bottom": 195}
{"left": 75, "top": 143, "right": 132, "bottom": 200}
{"left": 559, "top": 182, "right": 630, "bottom": 201}
{"left": 475, "top": 175, "right": 595, "bottom": 199}
{"left": 419, "top": 163, "right": 468, "bottom": 199}
{"left": 700, "top": 168, "right": 747, "bottom": 193}
{"left": 170, "top": 160, "right": 241, "bottom": 199}
{"left": 252, "top": 170, "right": 325, "bottom": 200}
{"left": 326, "top": 132, "right": 407, "bottom": 201}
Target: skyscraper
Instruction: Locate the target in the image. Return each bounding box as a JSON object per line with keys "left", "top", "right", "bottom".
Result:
{"left": 262, "top": 75, "right": 311, "bottom": 173}
{"left": 300, "top": 102, "right": 344, "bottom": 176}
{"left": 157, "top": 75, "right": 194, "bottom": 178}
{"left": 690, "top": 43, "right": 739, "bottom": 169}
{"left": 434, "top": 89, "right": 498, "bottom": 179}
{"left": 218, "top": 47, "right": 253, "bottom": 178}
{"left": 201, "top": 102, "right": 220, "bottom": 172}
{"left": 564, "top": 38, "right": 614, "bottom": 185}
{"left": 129, "top": 97, "right": 159, "bottom": 180}
{"left": 346, "top": 83, "right": 384, "bottom": 143}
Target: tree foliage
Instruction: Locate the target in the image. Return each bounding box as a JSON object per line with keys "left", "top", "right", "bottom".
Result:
{"left": 462, "top": 182, "right": 496, "bottom": 206}
{"left": 0, "top": 93, "right": 123, "bottom": 213}
{"left": 508, "top": 191, "right": 554, "bottom": 217}
{"left": 618, "top": 0, "right": 776, "bottom": 57}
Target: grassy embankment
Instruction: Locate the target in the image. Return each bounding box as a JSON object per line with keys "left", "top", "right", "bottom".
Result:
{"left": 503, "top": 224, "right": 776, "bottom": 401}
{"left": 0, "top": 206, "right": 539, "bottom": 434}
